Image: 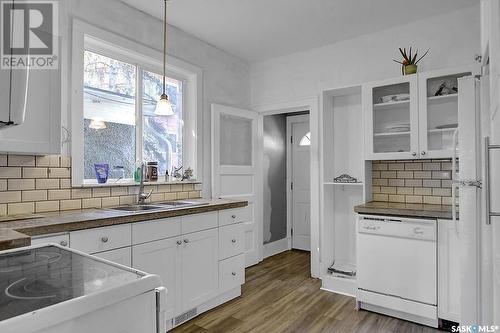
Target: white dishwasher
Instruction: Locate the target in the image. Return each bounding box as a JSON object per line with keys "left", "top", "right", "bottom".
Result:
{"left": 356, "top": 215, "right": 438, "bottom": 328}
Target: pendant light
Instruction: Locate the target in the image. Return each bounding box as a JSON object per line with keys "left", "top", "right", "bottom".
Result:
{"left": 155, "top": 0, "right": 174, "bottom": 116}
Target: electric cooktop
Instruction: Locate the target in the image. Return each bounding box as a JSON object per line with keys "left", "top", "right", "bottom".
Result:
{"left": 0, "top": 245, "right": 142, "bottom": 321}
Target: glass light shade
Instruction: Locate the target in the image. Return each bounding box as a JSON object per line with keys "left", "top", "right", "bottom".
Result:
{"left": 89, "top": 118, "right": 107, "bottom": 130}
{"left": 155, "top": 94, "right": 174, "bottom": 116}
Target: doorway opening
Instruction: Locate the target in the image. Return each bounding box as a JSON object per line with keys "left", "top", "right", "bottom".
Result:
{"left": 263, "top": 111, "right": 310, "bottom": 257}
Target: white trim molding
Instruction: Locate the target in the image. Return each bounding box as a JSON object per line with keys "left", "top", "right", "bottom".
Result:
{"left": 254, "top": 95, "right": 320, "bottom": 278}
{"left": 70, "top": 19, "right": 203, "bottom": 186}
{"left": 263, "top": 238, "right": 291, "bottom": 259}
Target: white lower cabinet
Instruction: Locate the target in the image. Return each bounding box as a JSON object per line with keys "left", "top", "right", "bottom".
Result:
{"left": 132, "top": 237, "right": 182, "bottom": 319}
{"left": 438, "top": 219, "right": 461, "bottom": 323}
{"left": 31, "top": 233, "right": 70, "bottom": 247}
{"left": 219, "top": 254, "right": 245, "bottom": 293}
{"left": 181, "top": 228, "right": 219, "bottom": 311}
{"left": 94, "top": 247, "right": 132, "bottom": 267}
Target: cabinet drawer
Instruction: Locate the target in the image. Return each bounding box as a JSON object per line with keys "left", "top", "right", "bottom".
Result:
{"left": 132, "top": 217, "right": 181, "bottom": 245}
{"left": 219, "top": 254, "right": 245, "bottom": 293}
{"left": 31, "top": 233, "right": 70, "bottom": 248}
{"left": 181, "top": 212, "right": 218, "bottom": 234}
{"left": 93, "top": 247, "right": 132, "bottom": 267}
{"left": 71, "top": 224, "right": 131, "bottom": 254}
{"left": 219, "top": 223, "right": 244, "bottom": 260}
{"left": 219, "top": 207, "right": 249, "bottom": 227}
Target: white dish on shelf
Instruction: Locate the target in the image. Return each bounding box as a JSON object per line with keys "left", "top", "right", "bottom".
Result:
{"left": 435, "top": 123, "right": 458, "bottom": 129}
{"left": 380, "top": 93, "right": 410, "bottom": 103}
{"left": 384, "top": 123, "right": 410, "bottom": 132}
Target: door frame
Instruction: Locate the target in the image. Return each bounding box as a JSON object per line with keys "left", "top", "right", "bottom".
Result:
{"left": 287, "top": 114, "right": 311, "bottom": 251}
{"left": 254, "top": 96, "right": 320, "bottom": 278}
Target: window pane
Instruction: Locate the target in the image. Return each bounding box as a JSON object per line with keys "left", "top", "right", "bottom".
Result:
{"left": 83, "top": 51, "right": 136, "bottom": 180}
{"left": 220, "top": 114, "right": 252, "bottom": 166}
{"left": 142, "top": 71, "right": 183, "bottom": 175}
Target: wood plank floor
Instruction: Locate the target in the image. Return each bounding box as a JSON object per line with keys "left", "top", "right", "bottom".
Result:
{"left": 173, "top": 250, "right": 441, "bottom": 333}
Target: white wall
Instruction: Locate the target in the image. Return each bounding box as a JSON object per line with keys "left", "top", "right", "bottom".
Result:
{"left": 60, "top": 0, "right": 251, "bottom": 197}
{"left": 250, "top": 6, "right": 480, "bottom": 108}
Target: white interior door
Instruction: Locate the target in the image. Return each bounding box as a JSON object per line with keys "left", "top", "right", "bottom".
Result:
{"left": 212, "top": 104, "right": 262, "bottom": 267}
{"left": 288, "top": 115, "right": 310, "bottom": 251}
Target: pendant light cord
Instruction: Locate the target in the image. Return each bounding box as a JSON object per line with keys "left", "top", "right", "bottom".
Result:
{"left": 162, "top": 0, "right": 167, "bottom": 95}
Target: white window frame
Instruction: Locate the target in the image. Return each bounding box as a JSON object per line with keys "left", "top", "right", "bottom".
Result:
{"left": 71, "top": 20, "right": 202, "bottom": 186}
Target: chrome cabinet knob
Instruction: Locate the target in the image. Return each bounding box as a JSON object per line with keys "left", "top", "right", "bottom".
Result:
{"left": 183, "top": 239, "right": 189, "bottom": 244}
{"left": 231, "top": 272, "right": 236, "bottom": 276}
{"left": 60, "top": 240, "right": 68, "bottom": 247}
{"left": 176, "top": 240, "right": 182, "bottom": 245}
{"left": 421, "top": 151, "right": 426, "bottom": 156}
{"left": 412, "top": 152, "right": 417, "bottom": 157}
{"left": 101, "top": 236, "right": 109, "bottom": 243}
{"left": 231, "top": 239, "right": 237, "bottom": 243}
{"left": 231, "top": 215, "right": 236, "bottom": 219}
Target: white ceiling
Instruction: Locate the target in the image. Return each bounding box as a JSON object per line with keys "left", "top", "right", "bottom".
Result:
{"left": 121, "top": 0, "right": 476, "bottom": 62}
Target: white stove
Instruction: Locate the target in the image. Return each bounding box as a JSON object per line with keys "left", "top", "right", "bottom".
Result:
{"left": 0, "top": 244, "right": 166, "bottom": 333}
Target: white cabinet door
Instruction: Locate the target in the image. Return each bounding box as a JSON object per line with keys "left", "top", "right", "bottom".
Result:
{"left": 181, "top": 228, "right": 219, "bottom": 311}
{"left": 94, "top": 247, "right": 132, "bottom": 267}
{"left": 0, "top": 65, "right": 61, "bottom": 154}
{"left": 363, "top": 75, "right": 419, "bottom": 160}
{"left": 417, "top": 67, "right": 476, "bottom": 159}
{"left": 132, "top": 237, "right": 182, "bottom": 319}
{"left": 438, "top": 219, "right": 461, "bottom": 322}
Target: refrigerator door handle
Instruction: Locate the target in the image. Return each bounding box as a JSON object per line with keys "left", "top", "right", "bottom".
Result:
{"left": 485, "top": 136, "right": 500, "bottom": 225}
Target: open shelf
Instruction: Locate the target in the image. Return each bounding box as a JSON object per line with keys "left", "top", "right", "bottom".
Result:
{"left": 373, "top": 131, "right": 410, "bottom": 137}
{"left": 373, "top": 99, "right": 410, "bottom": 110}
{"left": 428, "top": 127, "right": 457, "bottom": 134}
{"left": 324, "top": 182, "right": 363, "bottom": 186}
{"left": 428, "top": 94, "right": 458, "bottom": 102}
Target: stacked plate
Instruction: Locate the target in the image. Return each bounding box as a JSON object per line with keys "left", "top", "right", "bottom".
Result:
{"left": 385, "top": 123, "right": 410, "bottom": 133}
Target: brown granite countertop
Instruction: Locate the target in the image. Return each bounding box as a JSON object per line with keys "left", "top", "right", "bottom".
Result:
{"left": 354, "top": 201, "right": 456, "bottom": 220}
{"left": 0, "top": 198, "right": 247, "bottom": 250}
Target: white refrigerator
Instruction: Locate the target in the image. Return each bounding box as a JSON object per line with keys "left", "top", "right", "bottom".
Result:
{"left": 455, "top": 76, "right": 500, "bottom": 326}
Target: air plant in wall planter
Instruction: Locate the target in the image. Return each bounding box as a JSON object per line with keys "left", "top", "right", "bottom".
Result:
{"left": 393, "top": 47, "right": 429, "bottom": 75}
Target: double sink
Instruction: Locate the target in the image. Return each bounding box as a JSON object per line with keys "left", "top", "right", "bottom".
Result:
{"left": 109, "top": 200, "right": 208, "bottom": 213}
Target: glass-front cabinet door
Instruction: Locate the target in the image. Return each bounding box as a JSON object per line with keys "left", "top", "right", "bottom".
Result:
{"left": 418, "top": 67, "right": 475, "bottom": 159}
{"left": 364, "top": 75, "right": 419, "bottom": 160}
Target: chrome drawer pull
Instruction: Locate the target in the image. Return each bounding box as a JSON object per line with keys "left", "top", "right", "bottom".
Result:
{"left": 60, "top": 240, "right": 68, "bottom": 247}
{"left": 231, "top": 215, "right": 236, "bottom": 219}
{"left": 183, "top": 239, "right": 189, "bottom": 244}
{"left": 176, "top": 240, "right": 182, "bottom": 245}
{"left": 101, "top": 236, "right": 109, "bottom": 243}
{"left": 231, "top": 272, "right": 236, "bottom": 276}
{"left": 231, "top": 239, "right": 236, "bottom": 243}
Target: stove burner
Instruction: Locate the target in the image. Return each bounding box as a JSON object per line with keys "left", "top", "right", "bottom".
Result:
{"left": 0, "top": 252, "right": 62, "bottom": 274}
{"left": 5, "top": 278, "right": 57, "bottom": 300}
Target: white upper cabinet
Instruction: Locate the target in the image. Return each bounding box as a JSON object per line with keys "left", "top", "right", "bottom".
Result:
{"left": 418, "top": 68, "right": 474, "bottom": 159}
{"left": 364, "top": 75, "right": 419, "bottom": 160}
{"left": 0, "top": 66, "right": 61, "bottom": 155}
{"left": 364, "top": 66, "right": 478, "bottom": 160}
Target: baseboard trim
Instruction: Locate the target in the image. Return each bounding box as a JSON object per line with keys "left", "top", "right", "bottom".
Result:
{"left": 263, "top": 238, "right": 291, "bottom": 258}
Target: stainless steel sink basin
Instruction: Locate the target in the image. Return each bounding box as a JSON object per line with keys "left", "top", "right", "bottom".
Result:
{"left": 155, "top": 200, "right": 208, "bottom": 208}
{"left": 108, "top": 201, "right": 207, "bottom": 213}
{"left": 110, "top": 204, "right": 163, "bottom": 212}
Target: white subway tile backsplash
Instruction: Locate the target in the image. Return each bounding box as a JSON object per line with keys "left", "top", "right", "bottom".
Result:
{"left": 0, "top": 154, "right": 202, "bottom": 216}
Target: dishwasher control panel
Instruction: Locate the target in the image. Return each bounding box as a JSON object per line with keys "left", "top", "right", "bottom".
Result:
{"left": 358, "top": 215, "right": 436, "bottom": 241}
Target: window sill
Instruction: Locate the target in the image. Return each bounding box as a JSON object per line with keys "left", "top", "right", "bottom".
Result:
{"left": 75, "top": 179, "right": 202, "bottom": 188}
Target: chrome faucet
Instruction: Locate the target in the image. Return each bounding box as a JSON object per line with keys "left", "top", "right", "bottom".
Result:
{"left": 137, "top": 163, "right": 153, "bottom": 205}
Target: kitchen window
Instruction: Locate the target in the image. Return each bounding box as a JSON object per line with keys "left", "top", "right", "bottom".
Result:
{"left": 83, "top": 51, "right": 183, "bottom": 182}
{"left": 71, "top": 22, "right": 201, "bottom": 186}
